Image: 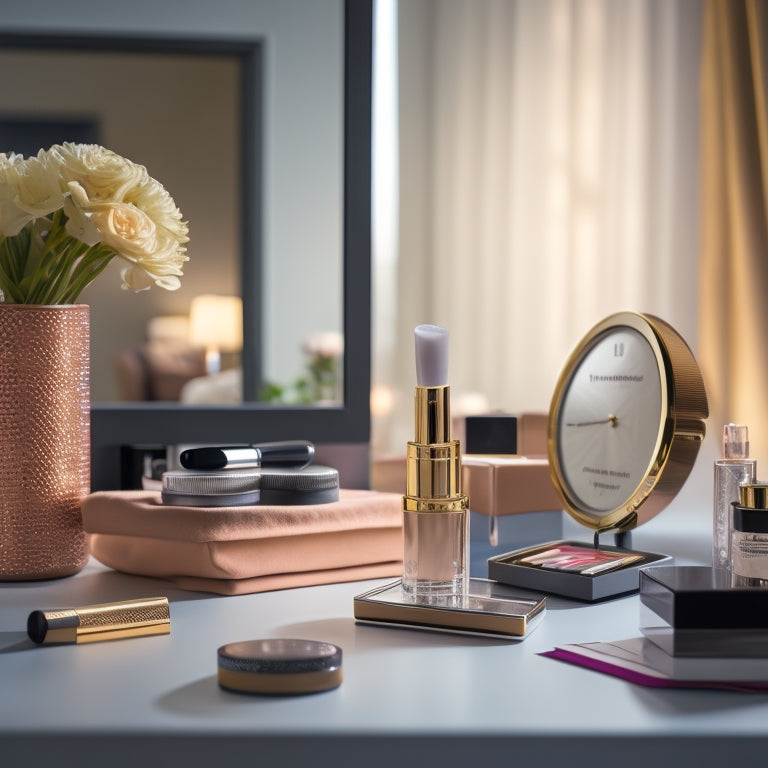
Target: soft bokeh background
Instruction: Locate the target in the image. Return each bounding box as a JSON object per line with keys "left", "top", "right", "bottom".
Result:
{"left": 371, "top": 0, "right": 768, "bottom": 481}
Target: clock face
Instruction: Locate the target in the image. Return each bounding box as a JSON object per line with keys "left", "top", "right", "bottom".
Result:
{"left": 556, "top": 326, "right": 664, "bottom": 521}
{"left": 549, "top": 312, "right": 708, "bottom": 532}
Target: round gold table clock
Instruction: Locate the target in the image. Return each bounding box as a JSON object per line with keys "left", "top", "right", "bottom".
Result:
{"left": 488, "top": 311, "right": 709, "bottom": 601}
{"left": 547, "top": 311, "right": 709, "bottom": 533}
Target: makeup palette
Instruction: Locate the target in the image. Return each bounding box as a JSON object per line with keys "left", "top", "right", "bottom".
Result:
{"left": 517, "top": 543, "right": 642, "bottom": 574}
{"left": 489, "top": 540, "right": 670, "bottom": 602}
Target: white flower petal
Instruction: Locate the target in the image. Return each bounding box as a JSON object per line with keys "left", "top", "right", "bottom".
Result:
{"left": 154, "top": 275, "right": 181, "bottom": 291}
{"left": 50, "top": 142, "right": 147, "bottom": 202}
{"left": 12, "top": 154, "right": 66, "bottom": 217}
{"left": 63, "top": 196, "right": 102, "bottom": 246}
{"left": 119, "top": 265, "right": 154, "bottom": 292}
{"left": 66, "top": 180, "right": 91, "bottom": 207}
{"left": 0, "top": 203, "right": 34, "bottom": 237}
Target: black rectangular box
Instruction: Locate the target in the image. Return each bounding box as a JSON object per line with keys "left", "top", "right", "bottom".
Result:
{"left": 640, "top": 565, "right": 768, "bottom": 657}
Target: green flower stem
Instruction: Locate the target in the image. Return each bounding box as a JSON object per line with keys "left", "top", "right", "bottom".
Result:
{"left": 0, "top": 213, "right": 120, "bottom": 304}
{"left": 0, "top": 233, "right": 27, "bottom": 301}
{"left": 1, "top": 226, "right": 30, "bottom": 286}
{"left": 60, "top": 245, "right": 116, "bottom": 304}
{"left": 35, "top": 239, "right": 88, "bottom": 304}
{"left": 0, "top": 257, "right": 23, "bottom": 302}
{"left": 25, "top": 213, "right": 66, "bottom": 287}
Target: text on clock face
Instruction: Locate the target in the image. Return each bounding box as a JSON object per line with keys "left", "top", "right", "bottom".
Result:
{"left": 557, "top": 327, "right": 662, "bottom": 514}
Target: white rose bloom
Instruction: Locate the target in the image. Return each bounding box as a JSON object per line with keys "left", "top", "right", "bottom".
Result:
{"left": 0, "top": 152, "right": 24, "bottom": 188}
{"left": 93, "top": 203, "right": 159, "bottom": 261}
{"left": 0, "top": 153, "right": 30, "bottom": 236}
{"left": 65, "top": 177, "right": 188, "bottom": 292}
{"left": 117, "top": 228, "right": 186, "bottom": 292}
{"left": 0, "top": 143, "right": 189, "bottom": 300}
{"left": 125, "top": 176, "right": 189, "bottom": 244}
{"left": 304, "top": 331, "right": 345, "bottom": 357}
{"left": 13, "top": 151, "right": 67, "bottom": 218}
{"left": 50, "top": 142, "right": 147, "bottom": 203}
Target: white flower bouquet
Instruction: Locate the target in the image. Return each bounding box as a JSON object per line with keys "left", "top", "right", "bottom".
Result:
{"left": 0, "top": 142, "right": 189, "bottom": 303}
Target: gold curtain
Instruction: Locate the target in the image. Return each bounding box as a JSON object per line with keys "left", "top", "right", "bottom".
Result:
{"left": 700, "top": 0, "right": 768, "bottom": 459}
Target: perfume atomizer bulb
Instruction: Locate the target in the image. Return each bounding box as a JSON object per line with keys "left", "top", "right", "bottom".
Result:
{"left": 724, "top": 423, "right": 751, "bottom": 459}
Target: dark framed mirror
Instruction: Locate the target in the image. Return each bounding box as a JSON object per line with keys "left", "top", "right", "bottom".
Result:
{"left": 0, "top": 0, "right": 372, "bottom": 489}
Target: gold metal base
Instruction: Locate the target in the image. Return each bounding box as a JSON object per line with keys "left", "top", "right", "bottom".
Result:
{"left": 218, "top": 667, "right": 343, "bottom": 695}
{"left": 354, "top": 578, "right": 545, "bottom": 638}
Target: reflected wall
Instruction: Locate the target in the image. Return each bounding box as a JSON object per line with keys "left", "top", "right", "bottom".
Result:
{"left": 0, "top": 0, "right": 344, "bottom": 405}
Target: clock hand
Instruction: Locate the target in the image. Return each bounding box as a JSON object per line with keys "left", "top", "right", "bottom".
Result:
{"left": 565, "top": 414, "right": 619, "bottom": 428}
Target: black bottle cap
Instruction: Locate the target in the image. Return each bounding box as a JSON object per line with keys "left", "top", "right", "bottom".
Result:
{"left": 465, "top": 415, "right": 518, "bottom": 455}
{"left": 732, "top": 501, "right": 768, "bottom": 533}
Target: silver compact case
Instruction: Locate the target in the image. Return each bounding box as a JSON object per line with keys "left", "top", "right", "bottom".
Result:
{"left": 259, "top": 465, "right": 339, "bottom": 505}
{"left": 161, "top": 470, "right": 260, "bottom": 507}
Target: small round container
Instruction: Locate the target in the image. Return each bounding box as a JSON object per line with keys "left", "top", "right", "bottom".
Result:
{"left": 161, "top": 470, "right": 260, "bottom": 507}
{"left": 259, "top": 465, "right": 339, "bottom": 505}
{"left": 217, "top": 638, "right": 343, "bottom": 695}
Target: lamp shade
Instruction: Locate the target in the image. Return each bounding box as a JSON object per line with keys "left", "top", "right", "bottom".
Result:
{"left": 189, "top": 294, "right": 243, "bottom": 351}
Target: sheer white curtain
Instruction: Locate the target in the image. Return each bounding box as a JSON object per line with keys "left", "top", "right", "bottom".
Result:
{"left": 373, "top": 0, "right": 703, "bottom": 455}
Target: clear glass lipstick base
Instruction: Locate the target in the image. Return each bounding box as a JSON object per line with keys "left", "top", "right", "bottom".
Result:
{"left": 402, "top": 509, "right": 468, "bottom": 602}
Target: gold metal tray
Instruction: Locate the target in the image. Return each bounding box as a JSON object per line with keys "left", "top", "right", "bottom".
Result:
{"left": 353, "top": 578, "right": 546, "bottom": 638}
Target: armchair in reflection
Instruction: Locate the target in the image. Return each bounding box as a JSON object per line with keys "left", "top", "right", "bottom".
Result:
{"left": 114, "top": 316, "right": 207, "bottom": 402}
{"left": 113, "top": 309, "right": 242, "bottom": 403}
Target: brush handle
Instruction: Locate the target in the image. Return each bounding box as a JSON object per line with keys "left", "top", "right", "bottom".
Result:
{"left": 255, "top": 440, "right": 315, "bottom": 469}
{"left": 179, "top": 441, "right": 314, "bottom": 471}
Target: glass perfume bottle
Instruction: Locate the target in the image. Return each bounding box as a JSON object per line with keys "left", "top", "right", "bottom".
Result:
{"left": 713, "top": 424, "right": 756, "bottom": 573}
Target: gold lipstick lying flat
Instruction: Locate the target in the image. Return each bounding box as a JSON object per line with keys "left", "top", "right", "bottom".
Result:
{"left": 27, "top": 596, "right": 170, "bottom": 645}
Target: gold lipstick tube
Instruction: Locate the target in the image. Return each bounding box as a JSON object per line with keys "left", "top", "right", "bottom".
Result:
{"left": 403, "top": 385, "right": 469, "bottom": 599}
{"left": 27, "top": 596, "right": 170, "bottom": 645}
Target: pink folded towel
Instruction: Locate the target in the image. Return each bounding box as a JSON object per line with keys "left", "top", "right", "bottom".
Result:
{"left": 82, "top": 489, "right": 403, "bottom": 595}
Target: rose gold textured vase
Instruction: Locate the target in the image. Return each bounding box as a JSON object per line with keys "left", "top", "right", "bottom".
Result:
{"left": 0, "top": 304, "right": 90, "bottom": 580}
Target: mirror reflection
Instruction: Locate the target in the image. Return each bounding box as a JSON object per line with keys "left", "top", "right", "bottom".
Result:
{"left": 0, "top": 0, "right": 344, "bottom": 406}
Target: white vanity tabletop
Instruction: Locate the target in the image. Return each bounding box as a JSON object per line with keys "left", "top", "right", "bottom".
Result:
{"left": 2, "top": 456, "right": 767, "bottom": 768}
